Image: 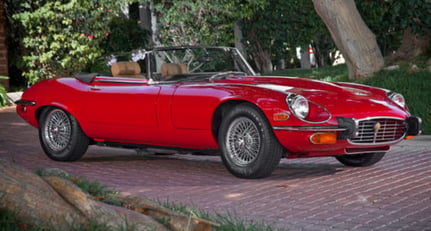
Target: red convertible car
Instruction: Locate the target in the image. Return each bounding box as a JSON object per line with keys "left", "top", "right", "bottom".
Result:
{"left": 16, "top": 46, "right": 421, "bottom": 178}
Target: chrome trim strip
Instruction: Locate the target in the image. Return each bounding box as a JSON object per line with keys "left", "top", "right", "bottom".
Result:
{"left": 234, "top": 48, "right": 256, "bottom": 76}
{"left": 94, "top": 79, "right": 147, "bottom": 84}
{"left": 344, "top": 146, "right": 391, "bottom": 155}
{"left": 273, "top": 126, "right": 346, "bottom": 132}
{"left": 348, "top": 135, "right": 406, "bottom": 146}
{"left": 352, "top": 116, "right": 405, "bottom": 121}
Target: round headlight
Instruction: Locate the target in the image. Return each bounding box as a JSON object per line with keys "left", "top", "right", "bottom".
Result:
{"left": 388, "top": 92, "right": 405, "bottom": 108}
{"left": 287, "top": 95, "right": 309, "bottom": 119}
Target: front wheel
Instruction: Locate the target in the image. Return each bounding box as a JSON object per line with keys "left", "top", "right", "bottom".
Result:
{"left": 218, "top": 104, "right": 284, "bottom": 179}
{"left": 39, "top": 107, "right": 89, "bottom": 161}
{"left": 335, "top": 152, "right": 386, "bottom": 167}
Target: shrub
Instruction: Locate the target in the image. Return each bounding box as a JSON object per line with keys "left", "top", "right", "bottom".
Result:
{"left": 0, "top": 84, "right": 7, "bottom": 107}
{"left": 11, "top": 0, "right": 126, "bottom": 84}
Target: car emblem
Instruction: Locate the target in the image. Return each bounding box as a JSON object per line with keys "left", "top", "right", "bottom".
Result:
{"left": 374, "top": 122, "right": 382, "bottom": 132}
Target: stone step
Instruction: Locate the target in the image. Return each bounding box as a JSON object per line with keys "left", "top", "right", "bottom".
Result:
{"left": 6, "top": 92, "right": 22, "bottom": 105}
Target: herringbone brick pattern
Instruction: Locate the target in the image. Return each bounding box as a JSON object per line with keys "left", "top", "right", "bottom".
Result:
{"left": 1, "top": 106, "right": 430, "bottom": 230}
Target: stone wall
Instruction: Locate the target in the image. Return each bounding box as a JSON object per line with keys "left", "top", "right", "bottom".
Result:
{"left": 0, "top": 0, "right": 9, "bottom": 90}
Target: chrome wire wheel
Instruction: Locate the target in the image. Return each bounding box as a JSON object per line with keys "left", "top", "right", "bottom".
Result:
{"left": 219, "top": 104, "right": 283, "bottom": 178}
{"left": 225, "top": 117, "right": 261, "bottom": 166}
{"left": 43, "top": 109, "right": 72, "bottom": 152}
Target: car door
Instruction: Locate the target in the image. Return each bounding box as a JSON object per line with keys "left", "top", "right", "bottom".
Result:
{"left": 84, "top": 77, "right": 161, "bottom": 143}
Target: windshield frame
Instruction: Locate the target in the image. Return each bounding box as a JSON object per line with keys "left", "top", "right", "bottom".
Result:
{"left": 146, "top": 46, "right": 256, "bottom": 83}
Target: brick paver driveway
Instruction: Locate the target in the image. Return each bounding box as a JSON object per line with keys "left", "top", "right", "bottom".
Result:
{"left": 1, "top": 106, "right": 430, "bottom": 230}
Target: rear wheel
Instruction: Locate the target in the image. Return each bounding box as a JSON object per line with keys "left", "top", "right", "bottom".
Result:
{"left": 218, "top": 104, "right": 283, "bottom": 178}
{"left": 335, "top": 152, "right": 386, "bottom": 167}
{"left": 39, "top": 107, "right": 89, "bottom": 161}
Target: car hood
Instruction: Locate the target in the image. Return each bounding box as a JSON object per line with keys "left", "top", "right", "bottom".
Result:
{"left": 212, "top": 75, "right": 406, "bottom": 118}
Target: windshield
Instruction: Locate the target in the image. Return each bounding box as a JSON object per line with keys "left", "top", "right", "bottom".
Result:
{"left": 149, "top": 47, "right": 255, "bottom": 81}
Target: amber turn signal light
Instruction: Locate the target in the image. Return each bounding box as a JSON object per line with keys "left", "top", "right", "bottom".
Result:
{"left": 404, "top": 135, "right": 415, "bottom": 140}
{"left": 310, "top": 132, "right": 337, "bottom": 144}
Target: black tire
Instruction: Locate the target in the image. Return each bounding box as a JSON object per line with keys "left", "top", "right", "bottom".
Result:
{"left": 39, "top": 107, "right": 89, "bottom": 161}
{"left": 335, "top": 152, "right": 386, "bottom": 167}
{"left": 218, "top": 103, "right": 284, "bottom": 179}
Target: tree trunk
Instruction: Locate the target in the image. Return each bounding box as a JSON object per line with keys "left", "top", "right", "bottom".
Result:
{"left": 0, "top": 158, "right": 217, "bottom": 231}
{"left": 234, "top": 22, "right": 247, "bottom": 58}
{"left": 139, "top": 2, "right": 160, "bottom": 46}
{"left": 312, "top": 0, "right": 384, "bottom": 79}
{"left": 300, "top": 46, "right": 311, "bottom": 69}
{"left": 250, "top": 42, "right": 272, "bottom": 73}
{"left": 139, "top": 2, "right": 153, "bottom": 46}
{"left": 387, "top": 28, "right": 431, "bottom": 64}
{"left": 254, "top": 50, "right": 273, "bottom": 73}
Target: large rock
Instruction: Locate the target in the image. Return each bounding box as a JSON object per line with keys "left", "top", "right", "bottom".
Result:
{"left": 0, "top": 158, "right": 167, "bottom": 230}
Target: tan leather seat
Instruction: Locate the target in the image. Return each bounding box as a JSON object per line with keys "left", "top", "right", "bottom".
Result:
{"left": 111, "top": 62, "right": 146, "bottom": 78}
{"left": 160, "top": 63, "right": 188, "bottom": 79}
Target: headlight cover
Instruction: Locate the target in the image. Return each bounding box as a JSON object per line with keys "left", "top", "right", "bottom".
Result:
{"left": 387, "top": 92, "right": 405, "bottom": 108}
{"left": 287, "top": 94, "right": 309, "bottom": 119}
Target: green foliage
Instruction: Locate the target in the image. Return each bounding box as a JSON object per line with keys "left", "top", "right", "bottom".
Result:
{"left": 386, "top": 0, "right": 431, "bottom": 34}
{"left": 0, "top": 75, "right": 8, "bottom": 106}
{"left": 0, "top": 209, "right": 114, "bottom": 231}
{"left": 10, "top": 0, "right": 126, "bottom": 84}
{"left": 214, "top": 213, "right": 273, "bottom": 231}
{"left": 159, "top": 200, "right": 273, "bottom": 231}
{"left": 86, "top": 15, "right": 151, "bottom": 73}
{"left": 0, "top": 210, "right": 22, "bottom": 231}
{"left": 355, "top": 0, "right": 398, "bottom": 55}
{"left": 0, "top": 84, "right": 6, "bottom": 107}
{"left": 240, "top": 0, "right": 332, "bottom": 71}
{"left": 356, "top": 0, "right": 431, "bottom": 55}
{"left": 101, "top": 16, "right": 150, "bottom": 54}
{"left": 153, "top": 0, "right": 266, "bottom": 46}
{"left": 70, "top": 177, "right": 117, "bottom": 200}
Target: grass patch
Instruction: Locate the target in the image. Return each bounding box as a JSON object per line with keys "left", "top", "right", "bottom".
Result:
{"left": 159, "top": 200, "right": 273, "bottom": 231}
{"left": 35, "top": 168, "right": 123, "bottom": 206}
{"left": 266, "top": 64, "right": 429, "bottom": 134}
{"left": 0, "top": 209, "right": 113, "bottom": 231}
{"left": 0, "top": 210, "right": 32, "bottom": 231}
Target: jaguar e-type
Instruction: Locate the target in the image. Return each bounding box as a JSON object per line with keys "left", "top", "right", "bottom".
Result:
{"left": 16, "top": 46, "right": 422, "bottom": 178}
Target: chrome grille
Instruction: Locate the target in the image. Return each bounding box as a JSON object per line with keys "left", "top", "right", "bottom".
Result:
{"left": 349, "top": 118, "right": 406, "bottom": 144}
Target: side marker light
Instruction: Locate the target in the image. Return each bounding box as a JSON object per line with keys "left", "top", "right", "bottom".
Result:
{"left": 273, "top": 113, "right": 289, "bottom": 121}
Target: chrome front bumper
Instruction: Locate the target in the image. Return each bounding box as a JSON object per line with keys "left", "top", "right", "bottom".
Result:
{"left": 273, "top": 116, "right": 422, "bottom": 142}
